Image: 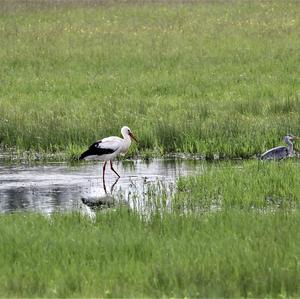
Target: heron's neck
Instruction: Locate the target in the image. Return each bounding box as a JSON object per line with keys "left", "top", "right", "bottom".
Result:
{"left": 286, "top": 140, "right": 293, "bottom": 153}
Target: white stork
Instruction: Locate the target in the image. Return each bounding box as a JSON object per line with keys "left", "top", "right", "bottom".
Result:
{"left": 79, "top": 126, "right": 138, "bottom": 180}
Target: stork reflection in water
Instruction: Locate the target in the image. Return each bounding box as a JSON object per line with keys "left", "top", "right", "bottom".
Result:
{"left": 81, "top": 177, "right": 120, "bottom": 211}
{"left": 261, "top": 134, "right": 300, "bottom": 160}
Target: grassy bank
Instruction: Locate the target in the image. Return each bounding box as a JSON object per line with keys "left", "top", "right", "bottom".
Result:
{"left": 0, "top": 0, "right": 300, "bottom": 159}
{"left": 176, "top": 160, "right": 300, "bottom": 210}
{"left": 0, "top": 209, "right": 300, "bottom": 297}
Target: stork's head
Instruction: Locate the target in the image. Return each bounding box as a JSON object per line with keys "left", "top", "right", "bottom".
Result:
{"left": 121, "top": 126, "right": 138, "bottom": 142}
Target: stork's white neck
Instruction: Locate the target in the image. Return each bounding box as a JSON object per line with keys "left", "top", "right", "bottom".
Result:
{"left": 122, "top": 131, "right": 131, "bottom": 141}
{"left": 121, "top": 133, "right": 132, "bottom": 153}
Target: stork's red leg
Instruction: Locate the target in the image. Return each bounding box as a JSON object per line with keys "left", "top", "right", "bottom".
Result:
{"left": 102, "top": 161, "right": 107, "bottom": 185}
{"left": 110, "top": 160, "right": 120, "bottom": 178}
{"left": 102, "top": 161, "right": 108, "bottom": 193}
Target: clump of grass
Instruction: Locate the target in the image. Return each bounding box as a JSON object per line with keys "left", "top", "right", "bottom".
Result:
{"left": 1, "top": 209, "right": 300, "bottom": 297}
{"left": 176, "top": 160, "right": 300, "bottom": 211}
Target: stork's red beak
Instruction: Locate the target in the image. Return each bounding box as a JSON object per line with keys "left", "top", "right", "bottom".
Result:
{"left": 129, "top": 132, "right": 138, "bottom": 143}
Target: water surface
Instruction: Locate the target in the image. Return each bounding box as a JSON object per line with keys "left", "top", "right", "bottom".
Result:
{"left": 0, "top": 159, "right": 205, "bottom": 214}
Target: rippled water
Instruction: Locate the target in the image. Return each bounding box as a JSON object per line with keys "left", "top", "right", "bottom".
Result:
{"left": 0, "top": 159, "right": 205, "bottom": 214}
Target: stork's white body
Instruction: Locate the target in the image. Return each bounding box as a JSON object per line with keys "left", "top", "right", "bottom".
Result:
{"left": 80, "top": 126, "right": 137, "bottom": 181}
{"left": 83, "top": 136, "right": 131, "bottom": 161}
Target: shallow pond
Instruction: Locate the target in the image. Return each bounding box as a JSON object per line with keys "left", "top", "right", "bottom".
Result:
{"left": 0, "top": 159, "right": 205, "bottom": 214}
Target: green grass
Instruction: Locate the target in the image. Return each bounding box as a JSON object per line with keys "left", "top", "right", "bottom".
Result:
{"left": 0, "top": 0, "right": 300, "bottom": 159}
{"left": 176, "top": 160, "right": 300, "bottom": 210}
{"left": 1, "top": 209, "right": 300, "bottom": 298}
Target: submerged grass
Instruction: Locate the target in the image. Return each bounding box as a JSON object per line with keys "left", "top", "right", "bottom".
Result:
{"left": 0, "top": 0, "right": 300, "bottom": 159}
{"left": 1, "top": 209, "right": 300, "bottom": 297}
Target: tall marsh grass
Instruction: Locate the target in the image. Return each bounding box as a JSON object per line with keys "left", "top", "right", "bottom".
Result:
{"left": 0, "top": 0, "right": 300, "bottom": 159}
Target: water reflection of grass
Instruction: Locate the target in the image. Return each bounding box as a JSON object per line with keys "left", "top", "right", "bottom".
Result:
{"left": 1, "top": 209, "right": 300, "bottom": 298}
{"left": 0, "top": 1, "right": 300, "bottom": 160}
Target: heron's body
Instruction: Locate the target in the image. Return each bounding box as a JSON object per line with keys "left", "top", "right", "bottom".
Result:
{"left": 260, "top": 145, "right": 289, "bottom": 160}
{"left": 79, "top": 126, "right": 137, "bottom": 180}
{"left": 261, "top": 135, "right": 299, "bottom": 160}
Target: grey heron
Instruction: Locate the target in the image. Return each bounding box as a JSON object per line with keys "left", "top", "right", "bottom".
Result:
{"left": 261, "top": 134, "right": 300, "bottom": 160}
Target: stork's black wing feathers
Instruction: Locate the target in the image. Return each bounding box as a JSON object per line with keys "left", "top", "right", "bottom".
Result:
{"left": 79, "top": 140, "right": 116, "bottom": 160}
